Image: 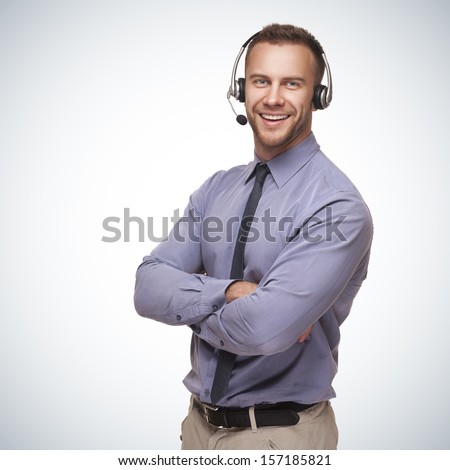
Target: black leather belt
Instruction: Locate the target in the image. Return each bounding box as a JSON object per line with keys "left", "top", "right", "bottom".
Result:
{"left": 194, "top": 397, "right": 316, "bottom": 428}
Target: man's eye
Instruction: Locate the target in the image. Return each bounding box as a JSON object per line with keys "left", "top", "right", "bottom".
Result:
{"left": 286, "top": 81, "right": 300, "bottom": 88}
{"left": 254, "top": 79, "right": 268, "bottom": 86}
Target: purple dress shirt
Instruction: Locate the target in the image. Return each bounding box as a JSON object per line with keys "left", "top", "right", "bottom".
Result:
{"left": 134, "top": 132, "right": 373, "bottom": 407}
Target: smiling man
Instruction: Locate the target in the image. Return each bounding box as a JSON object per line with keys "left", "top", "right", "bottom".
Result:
{"left": 134, "top": 24, "right": 373, "bottom": 450}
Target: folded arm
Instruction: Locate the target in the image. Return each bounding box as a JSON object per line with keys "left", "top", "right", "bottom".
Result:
{"left": 134, "top": 199, "right": 234, "bottom": 326}
{"left": 225, "top": 280, "right": 313, "bottom": 342}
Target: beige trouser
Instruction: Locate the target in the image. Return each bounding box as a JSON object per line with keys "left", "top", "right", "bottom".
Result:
{"left": 180, "top": 396, "right": 338, "bottom": 450}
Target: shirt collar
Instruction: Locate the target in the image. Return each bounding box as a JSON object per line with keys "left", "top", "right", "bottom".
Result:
{"left": 245, "top": 132, "right": 320, "bottom": 189}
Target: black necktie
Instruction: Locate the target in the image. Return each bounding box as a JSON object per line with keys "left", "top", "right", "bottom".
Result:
{"left": 210, "top": 163, "right": 270, "bottom": 404}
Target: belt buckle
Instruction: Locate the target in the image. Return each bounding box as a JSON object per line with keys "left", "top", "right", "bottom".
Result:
{"left": 203, "top": 403, "right": 224, "bottom": 427}
{"left": 203, "top": 402, "right": 219, "bottom": 412}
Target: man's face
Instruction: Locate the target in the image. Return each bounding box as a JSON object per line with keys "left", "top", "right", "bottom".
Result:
{"left": 245, "top": 42, "right": 317, "bottom": 161}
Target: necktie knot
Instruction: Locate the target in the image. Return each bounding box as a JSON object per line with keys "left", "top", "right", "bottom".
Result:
{"left": 255, "top": 163, "right": 270, "bottom": 184}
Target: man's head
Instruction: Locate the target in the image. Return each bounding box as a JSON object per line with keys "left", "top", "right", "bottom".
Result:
{"left": 245, "top": 24, "right": 326, "bottom": 88}
{"left": 243, "top": 24, "right": 327, "bottom": 161}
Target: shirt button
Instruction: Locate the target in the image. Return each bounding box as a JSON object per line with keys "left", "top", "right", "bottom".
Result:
{"left": 220, "top": 340, "right": 224, "bottom": 346}
{"left": 196, "top": 327, "right": 201, "bottom": 334}
{"left": 176, "top": 315, "right": 181, "bottom": 321}
{"left": 205, "top": 389, "right": 210, "bottom": 396}
{"left": 212, "top": 305, "right": 218, "bottom": 312}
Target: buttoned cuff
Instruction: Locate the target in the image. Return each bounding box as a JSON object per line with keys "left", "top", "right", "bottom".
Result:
{"left": 200, "top": 276, "right": 234, "bottom": 315}
{"left": 171, "top": 275, "right": 234, "bottom": 325}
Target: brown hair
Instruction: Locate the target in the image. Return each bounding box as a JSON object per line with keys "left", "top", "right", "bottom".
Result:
{"left": 245, "top": 24, "right": 326, "bottom": 86}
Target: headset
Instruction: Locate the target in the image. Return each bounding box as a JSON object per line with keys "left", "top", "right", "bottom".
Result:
{"left": 227, "top": 31, "right": 333, "bottom": 125}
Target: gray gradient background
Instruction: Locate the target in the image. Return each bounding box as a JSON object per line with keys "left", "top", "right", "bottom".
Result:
{"left": 1, "top": 0, "right": 449, "bottom": 450}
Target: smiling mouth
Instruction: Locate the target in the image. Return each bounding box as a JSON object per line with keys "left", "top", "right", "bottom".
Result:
{"left": 260, "top": 113, "right": 289, "bottom": 121}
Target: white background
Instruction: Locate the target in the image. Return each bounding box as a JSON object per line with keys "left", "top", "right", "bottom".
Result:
{"left": 1, "top": 0, "right": 449, "bottom": 449}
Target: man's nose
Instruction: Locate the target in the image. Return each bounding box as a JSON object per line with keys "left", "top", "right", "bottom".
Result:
{"left": 263, "top": 84, "right": 285, "bottom": 106}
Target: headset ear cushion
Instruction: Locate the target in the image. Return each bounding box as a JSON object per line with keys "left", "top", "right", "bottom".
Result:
{"left": 313, "top": 84, "right": 328, "bottom": 110}
{"left": 237, "top": 77, "right": 246, "bottom": 102}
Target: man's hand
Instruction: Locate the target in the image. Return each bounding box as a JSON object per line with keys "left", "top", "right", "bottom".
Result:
{"left": 298, "top": 324, "right": 313, "bottom": 342}
{"left": 225, "top": 281, "right": 258, "bottom": 303}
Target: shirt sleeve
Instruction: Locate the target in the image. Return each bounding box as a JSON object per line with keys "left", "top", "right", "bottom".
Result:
{"left": 134, "top": 173, "right": 235, "bottom": 326}
{"left": 190, "top": 193, "right": 373, "bottom": 356}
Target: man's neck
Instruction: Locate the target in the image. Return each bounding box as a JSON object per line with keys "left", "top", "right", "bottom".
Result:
{"left": 254, "top": 130, "right": 313, "bottom": 161}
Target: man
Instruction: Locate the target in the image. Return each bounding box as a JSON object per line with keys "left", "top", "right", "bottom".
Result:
{"left": 134, "top": 24, "right": 372, "bottom": 450}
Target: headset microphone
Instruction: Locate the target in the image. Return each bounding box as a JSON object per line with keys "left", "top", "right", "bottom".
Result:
{"left": 227, "top": 90, "right": 248, "bottom": 125}
{"left": 236, "top": 114, "right": 248, "bottom": 125}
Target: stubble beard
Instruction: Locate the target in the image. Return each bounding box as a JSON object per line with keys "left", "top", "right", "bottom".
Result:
{"left": 247, "top": 111, "right": 312, "bottom": 155}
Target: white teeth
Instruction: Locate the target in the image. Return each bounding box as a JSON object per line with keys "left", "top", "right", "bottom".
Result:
{"left": 261, "top": 114, "right": 288, "bottom": 121}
